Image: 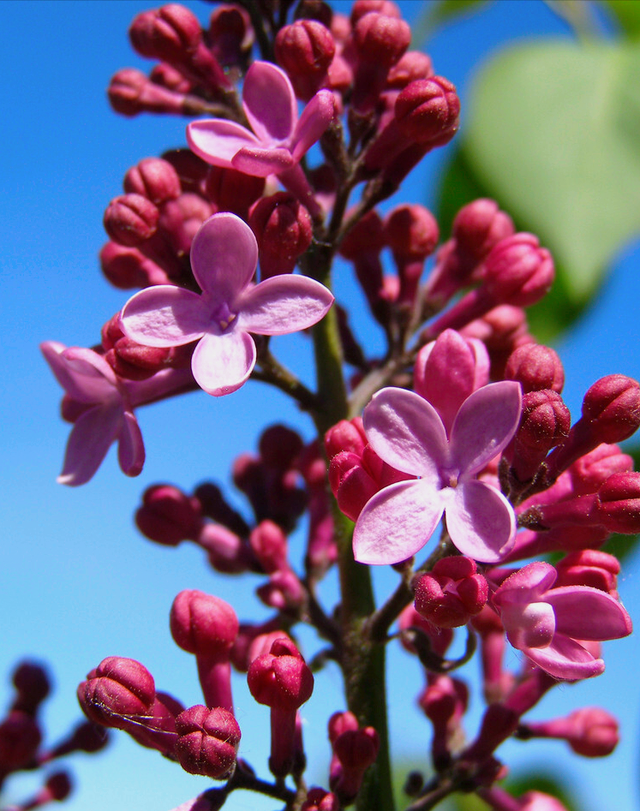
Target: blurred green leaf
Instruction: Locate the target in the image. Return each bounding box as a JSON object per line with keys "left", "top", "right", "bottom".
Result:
{"left": 602, "top": 0, "right": 640, "bottom": 39}
{"left": 412, "top": 0, "right": 491, "bottom": 46}
{"left": 459, "top": 41, "right": 640, "bottom": 333}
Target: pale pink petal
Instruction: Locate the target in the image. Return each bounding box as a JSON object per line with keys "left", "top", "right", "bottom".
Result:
{"left": 121, "top": 286, "right": 208, "bottom": 347}
{"left": 242, "top": 61, "right": 297, "bottom": 143}
{"left": 290, "top": 89, "right": 336, "bottom": 163}
{"left": 450, "top": 381, "right": 522, "bottom": 476}
{"left": 117, "top": 410, "right": 145, "bottom": 477}
{"left": 190, "top": 213, "right": 258, "bottom": 299}
{"left": 544, "top": 587, "right": 632, "bottom": 641}
{"left": 41, "top": 342, "right": 115, "bottom": 404}
{"left": 236, "top": 275, "right": 334, "bottom": 335}
{"left": 353, "top": 480, "right": 444, "bottom": 564}
{"left": 57, "top": 404, "right": 122, "bottom": 486}
{"left": 493, "top": 561, "right": 558, "bottom": 605}
{"left": 186, "top": 119, "right": 260, "bottom": 167}
{"left": 501, "top": 601, "right": 556, "bottom": 650}
{"left": 447, "top": 480, "right": 516, "bottom": 562}
{"left": 363, "top": 388, "right": 447, "bottom": 479}
{"left": 522, "top": 634, "right": 605, "bottom": 680}
{"left": 191, "top": 330, "right": 256, "bottom": 396}
{"left": 231, "top": 146, "right": 294, "bottom": 177}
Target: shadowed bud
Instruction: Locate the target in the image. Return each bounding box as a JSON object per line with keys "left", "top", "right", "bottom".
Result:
{"left": 301, "top": 788, "right": 340, "bottom": 811}
{"left": 108, "top": 68, "right": 191, "bottom": 116}
{"left": 100, "top": 242, "right": 171, "bottom": 289}
{"left": 555, "top": 549, "right": 619, "bottom": 593}
{"left": 275, "top": 20, "right": 335, "bottom": 100}
{"left": 351, "top": 12, "right": 410, "bottom": 111}
{"left": 102, "top": 313, "right": 173, "bottom": 380}
{"left": 383, "top": 204, "right": 439, "bottom": 307}
{"left": 250, "top": 520, "right": 288, "bottom": 574}
{"left": 104, "top": 194, "right": 159, "bottom": 247}
{"left": 208, "top": 4, "right": 253, "bottom": 69}
{"left": 204, "top": 166, "right": 264, "bottom": 219}
{"left": 504, "top": 344, "right": 565, "bottom": 393}
{"left": 175, "top": 705, "right": 240, "bottom": 778}
{"left": 339, "top": 210, "right": 391, "bottom": 324}
{"left": 395, "top": 77, "right": 460, "bottom": 146}
{"left": 124, "top": 157, "right": 182, "bottom": 204}
{"left": 136, "top": 484, "right": 202, "bottom": 545}
{"left": 330, "top": 725, "right": 380, "bottom": 803}
{"left": 249, "top": 193, "right": 313, "bottom": 278}
{"left": 0, "top": 711, "right": 42, "bottom": 770}
{"left": 12, "top": 661, "right": 51, "bottom": 716}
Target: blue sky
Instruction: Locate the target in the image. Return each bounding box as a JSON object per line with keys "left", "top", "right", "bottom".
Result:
{"left": 2, "top": 2, "right": 640, "bottom": 810}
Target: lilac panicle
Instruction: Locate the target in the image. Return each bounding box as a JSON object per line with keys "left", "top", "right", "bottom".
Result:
{"left": 121, "top": 212, "right": 334, "bottom": 396}
{"left": 353, "top": 381, "right": 521, "bottom": 564}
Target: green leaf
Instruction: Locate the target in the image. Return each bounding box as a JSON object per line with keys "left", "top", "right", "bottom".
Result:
{"left": 602, "top": 0, "right": 640, "bottom": 39}
{"left": 461, "top": 41, "right": 640, "bottom": 315}
{"left": 412, "top": 0, "right": 491, "bottom": 46}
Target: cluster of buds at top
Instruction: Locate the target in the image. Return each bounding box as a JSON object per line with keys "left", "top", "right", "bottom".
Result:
{"left": 0, "top": 660, "right": 107, "bottom": 811}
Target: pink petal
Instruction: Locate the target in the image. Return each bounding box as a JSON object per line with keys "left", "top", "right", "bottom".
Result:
{"left": 353, "top": 480, "right": 444, "bottom": 565}
{"left": 290, "top": 89, "right": 336, "bottom": 163}
{"left": 522, "top": 634, "right": 605, "bottom": 680}
{"left": 231, "top": 146, "right": 294, "bottom": 177}
{"left": 57, "top": 404, "right": 122, "bottom": 486}
{"left": 117, "top": 409, "right": 145, "bottom": 477}
{"left": 242, "top": 61, "right": 297, "bottom": 144}
{"left": 501, "top": 601, "right": 556, "bottom": 650}
{"left": 447, "top": 480, "right": 516, "bottom": 562}
{"left": 363, "top": 387, "right": 447, "bottom": 479}
{"left": 544, "top": 587, "right": 632, "bottom": 641}
{"left": 41, "top": 342, "right": 116, "bottom": 404}
{"left": 121, "top": 286, "right": 208, "bottom": 347}
{"left": 186, "top": 119, "right": 260, "bottom": 167}
{"left": 493, "top": 562, "right": 558, "bottom": 606}
{"left": 191, "top": 330, "right": 256, "bottom": 396}
{"left": 191, "top": 213, "right": 258, "bottom": 299}
{"left": 450, "top": 381, "right": 522, "bottom": 476}
{"left": 237, "top": 275, "right": 334, "bottom": 335}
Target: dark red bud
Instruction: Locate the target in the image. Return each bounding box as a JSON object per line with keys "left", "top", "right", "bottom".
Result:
{"left": 383, "top": 204, "right": 439, "bottom": 261}
{"left": 107, "top": 68, "right": 188, "bottom": 117}
{"left": 204, "top": 166, "right": 265, "bottom": 218}
{"left": 275, "top": 20, "right": 335, "bottom": 100}
{"left": 555, "top": 549, "right": 619, "bottom": 592}
{"left": 124, "top": 157, "right": 182, "bottom": 204}
{"left": 504, "top": 343, "right": 565, "bottom": 393}
{"left": 100, "top": 242, "right": 170, "bottom": 289}
{"left": 12, "top": 661, "right": 51, "bottom": 714}
{"left": 136, "top": 484, "right": 202, "bottom": 545}
{"left": 483, "top": 233, "right": 555, "bottom": 307}
{"left": 208, "top": 4, "right": 253, "bottom": 68}
{"left": 129, "top": 5, "right": 202, "bottom": 62}
{"left": 386, "top": 51, "right": 434, "bottom": 88}
{"left": 452, "top": 199, "right": 515, "bottom": 261}
{"left": 249, "top": 193, "right": 313, "bottom": 278}
{"left": 104, "top": 194, "right": 159, "bottom": 247}
{"left": 597, "top": 471, "right": 640, "bottom": 533}
{"left": 259, "top": 424, "right": 304, "bottom": 469}
{"left": 395, "top": 77, "right": 460, "bottom": 146}
{"left": 0, "top": 711, "right": 41, "bottom": 769}
{"left": 170, "top": 590, "right": 239, "bottom": 656}
{"left": 44, "top": 771, "right": 73, "bottom": 802}
{"left": 582, "top": 375, "right": 640, "bottom": 443}
{"left": 174, "top": 705, "right": 241, "bottom": 779}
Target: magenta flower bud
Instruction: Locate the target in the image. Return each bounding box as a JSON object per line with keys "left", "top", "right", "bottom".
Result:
{"left": 259, "top": 424, "right": 304, "bottom": 470}
{"left": 509, "top": 389, "right": 571, "bottom": 483}
{"left": 325, "top": 417, "right": 367, "bottom": 458}
{"left": 555, "top": 549, "right": 619, "bottom": 593}
{"left": 460, "top": 304, "right": 532, "bottom": 378}
{"left": 197, "top": 523, "right": 252, "bottom": 574}
{"left": 386, "top": 51, "right": 434, "bottom": 89}
{"left": 418, "top": 674, "right": 468, "bottom": 771}
{"left": 228, "top": 622, "right": 283, "bottom": 673}
{"left": 249, "top": 193, "right": 313, "bottom": 278}
{"left": 162, "top": 148, "right": 210, "bottom": 194}
{"left": 383, "top": 204, "right": 439, "bottom": 307}
{"left": 79, "top": 657, "right": 155, "bottom": 729}
{"left": 328, "top": 445, "right": 406, "bottom": 522}
{"left": 414, "top": 557, "right": 488, "bottom": 629}
{"left": 395, "top": 77, "right": 460, "bottom": 146}
{"left": 351, "top": 1, "right": 401, "bottom": 25}
{"left": 453, "top": 199, "right": 515, "bottom": 263}
{"left": 504, "top": 343, "right": 565, "bottom": 394}
{"left": 569, "top": 443, "right": 633, "bottom": 496}
{"left": 104, "top": 193, "right": 159, "bottom": 247}
{"left": 102, "top": 313, "right": 174, "bottom": 381}
{"left": 596, "top": 471, "right": 640, "bottom": 533}
{"left": 328, "top": 711, "right": 359, "bottom": 743}
{"left": 174, "top": 705, "right": 240, "bottom": 779}
{"left": 331, "top": 725, "right": 380, "bottom": 803}
{"left": 208, "top": 4, "right": 253, "bottom": 69}
{"left": 107, "top": 68, "right": 189, "bottom": 117}
{"left": 11, "top": 661, "right": 50, "bottom": 716}
{"left": 150, "top": 61, "right": 194, "bottom": 93}
{"left": 204, "top": 166, "right": 265, "bottom": 220}
{"left": 275, "top": 20, "right": 335, "bottom": 101}
{"left": 521, "top": 707, "right": 618, "bottom": 758}
{"left": 43, "top": 720, "right": 109, "bottom": 760}
{"left": 581, "top": 374, "right": 640, "bottom": 443}
{"left": 414, "top": 329, "right": 490, "bottom": 435}
{"left": 99, "top": 242, "right": 170, "bottom": 289}
{"left": 136, "top": 484, "right": 202, "bottom": 545}
{"left": 170, "top": 590, "right": 239, "bottom": 712}
{"left": 257, "top": 569, "right": 306, "bottom": 611}
{"left": 124, "top": 157, "right": 182, "bottom": 205}
{"left": 0, "top": 710, "right": 41, "bottom": 770}
{"left": 157, "top": 192, "right": 213, "bottom": 256}
{"left": 302, "top": 788, "right": 340, "bottom": 811}
{"left": 250, "top": 520, "right": 288, "bottom": 574}
{"left": 483, "top": 233, "right": 554, "bottom": 307}
{"left": 351, "top": 12, "right": 410, "bottom": 112}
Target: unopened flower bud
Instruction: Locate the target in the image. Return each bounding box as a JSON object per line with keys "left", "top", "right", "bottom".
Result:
{"left": 351, "top": 12, "right": 410, "bottom": 112}
{"left": 483, "top": 233, "right": 554, "bottom": 307}
{"left": 104, "top": 194, "right": 159, "bottom": 247}
{"left": 351, "top": 1, "right": 400, "bottom": 24}
{"left": 325, "top": 417, "right": 367, "bottom": 458}
{"left": 42, "top": 771, "right": 73, "bottom": 802}
{"left": 204, "top": 166, "right": 264, "bottom": 219}
{"left": 124, "top": 157, "right": 182, "bottom": 204}
{"left": 414, "top": 557, "right": 488, "bottom": 628}
{"left": 302, "top": 788, "right": 340, "bottom": 811}
{"left": 0, "top": 710, "right": 41, "bottom": 770}
{"left": 386, "top": 51, "right": 434, "bottom": 89}
{"left": 197, "top": 523, "right": 252, "bottom": 574}
{"left": 383, "top": 204, "right": 439, "bottom": 307}
{"left": 395, "top": 76, "right": 460, "bottom": 146}
{"left": 331, "top": 725, "right": 380, "bottom": 803}
{"left": 453, "top": 199, "right": 514, "bottom": 263}
{"left": 581, "top": 375, "right": 640, "bottom": 443}
{"left": 509, "top": 390, "right": 571, "bottom": 483}
{"left": 208, "top": 4, "right": 253, "bottom": 69}
{"left": 596, "top": 471, "right": 640, "bottom": 533}
{"left": 275, "top": 20, "right": 335, "bottom": 100}
{"left": 249, "top": 193, "right": 313, "bottom": 278}
{"left": 80, "top": 657, "right": 155, "bottom": 729}
{"left": 555, "top": 549, "right": 619, "bottom": 593}
{"left": 136, "top": 484, "right": 202, "bottom": 545}
{"left": 100, "top": 242, "right": 170, "bottom": 289}
{"left": 520, "top": 707, "right": 618, "bottom": 758}
{"left": 12, "top": 661, "right": 50, "bottom": 715}
{"left": 250, "top": 520, "right": 288, "bottom": 574}
{"left": 174, "top": 705, "right": 240, "bottom": 778}
{"left": 108, "top": 68, "right": 189, "bottom": 116}
{"left": 569, "top": 443, "right": 633, "bottom": 496}
{"left": 339, "top": 210, "right": 390, "bottom": 324}
{"left": 504, "top": 344, "right": 565, "bottom": 393}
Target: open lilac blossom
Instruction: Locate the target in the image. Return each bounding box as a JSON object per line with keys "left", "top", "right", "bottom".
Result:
{"left": 41, "top": 341, "right": 144, "bottom": 486}
{"left": 121, "top": 212, "right": 334, "bottom": 396}
{"left": 187, "top": 61, "right": 335, "bottom": 179}
{"left": 352, "top": 382, "right": 522, "bottom": 564}
{"left": 492, "top": 562, "right": 632, "bottom": 680}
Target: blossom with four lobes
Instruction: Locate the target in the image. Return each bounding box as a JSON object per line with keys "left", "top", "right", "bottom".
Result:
{"left": 41, "top": 341, "right": 144, "bottom": 486}
{"left": 492, "top": 561, "right": 632, "bottom": 680}
{"left": 121, "top": 212, "right": 334, "bottom": 396}
{"left": 353, "top": 381, "right": 522, "bottom": 565}
{"left": 186, "top": 60, "right": 335, "bottom": 179}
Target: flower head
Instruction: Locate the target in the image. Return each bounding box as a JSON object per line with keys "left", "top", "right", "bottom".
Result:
{"left": 41, "top": 341, "right": 144, "bottom": 486}
{"left": 121, "top": 212, "right": 334, "bottom": 396}
{"left": 352, "top": 381, "right": 522, "bottom": 564}
{"left": 492, "top": 561, "right": 632, "bottom": 680}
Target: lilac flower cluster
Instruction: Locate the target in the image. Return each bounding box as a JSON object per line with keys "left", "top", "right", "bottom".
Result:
{"left": 39, "top": 2, "right": 640, "bottom": 811}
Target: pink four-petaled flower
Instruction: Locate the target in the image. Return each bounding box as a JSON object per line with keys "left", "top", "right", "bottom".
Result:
{"left": 353, "top": 381, "right": 522, "bottom": 565}
{"left": 121, "top": 212, "right": 334, "bottom": 396}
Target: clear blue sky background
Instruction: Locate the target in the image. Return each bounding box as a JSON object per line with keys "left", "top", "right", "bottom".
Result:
{"left": 2, "top": 2, "right": 640, "bottom": 811}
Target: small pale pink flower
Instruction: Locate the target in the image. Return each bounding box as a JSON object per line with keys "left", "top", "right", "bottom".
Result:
{"left": 492, "top": 561, "right": 632, "bottom": 680}
{"left": 121, "top": 212, "right": 334, "bottom": 396}
{"left": 41, "top": 342, "right": 144, "bottom": 486}
{"left": 353, "top": 381, "right": 522, "bottom": 564}
{"left": 187, "top": 61, "right": 335, "bottom": 179}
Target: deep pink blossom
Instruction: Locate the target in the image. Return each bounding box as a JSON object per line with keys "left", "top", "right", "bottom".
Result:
{"left": 41, "top": 342, "right": 144, "bottom": 486}
{"left": 121, "top": 212, "right": 334, "bottom": 396}
{"left": 353, "top": 381, "right": 521, "bottom": 564}
{"left": 492, "top": 561, "right": 632, "bottom": 680}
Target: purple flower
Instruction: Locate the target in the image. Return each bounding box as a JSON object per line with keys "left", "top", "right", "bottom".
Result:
{"left": 121, "top": 212, "right": 334, "bottom": 396}
{"left": 41, "top": 341, "right": 145, "bottom": 486}
{"left": 352, "top": 381, "right": 522, "bottom": 564}
{"left": 492, "top": 561, "right": 632, "bottom": 680}
{"left": 186, "top": 61, "right": 335, "bottom": 179}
